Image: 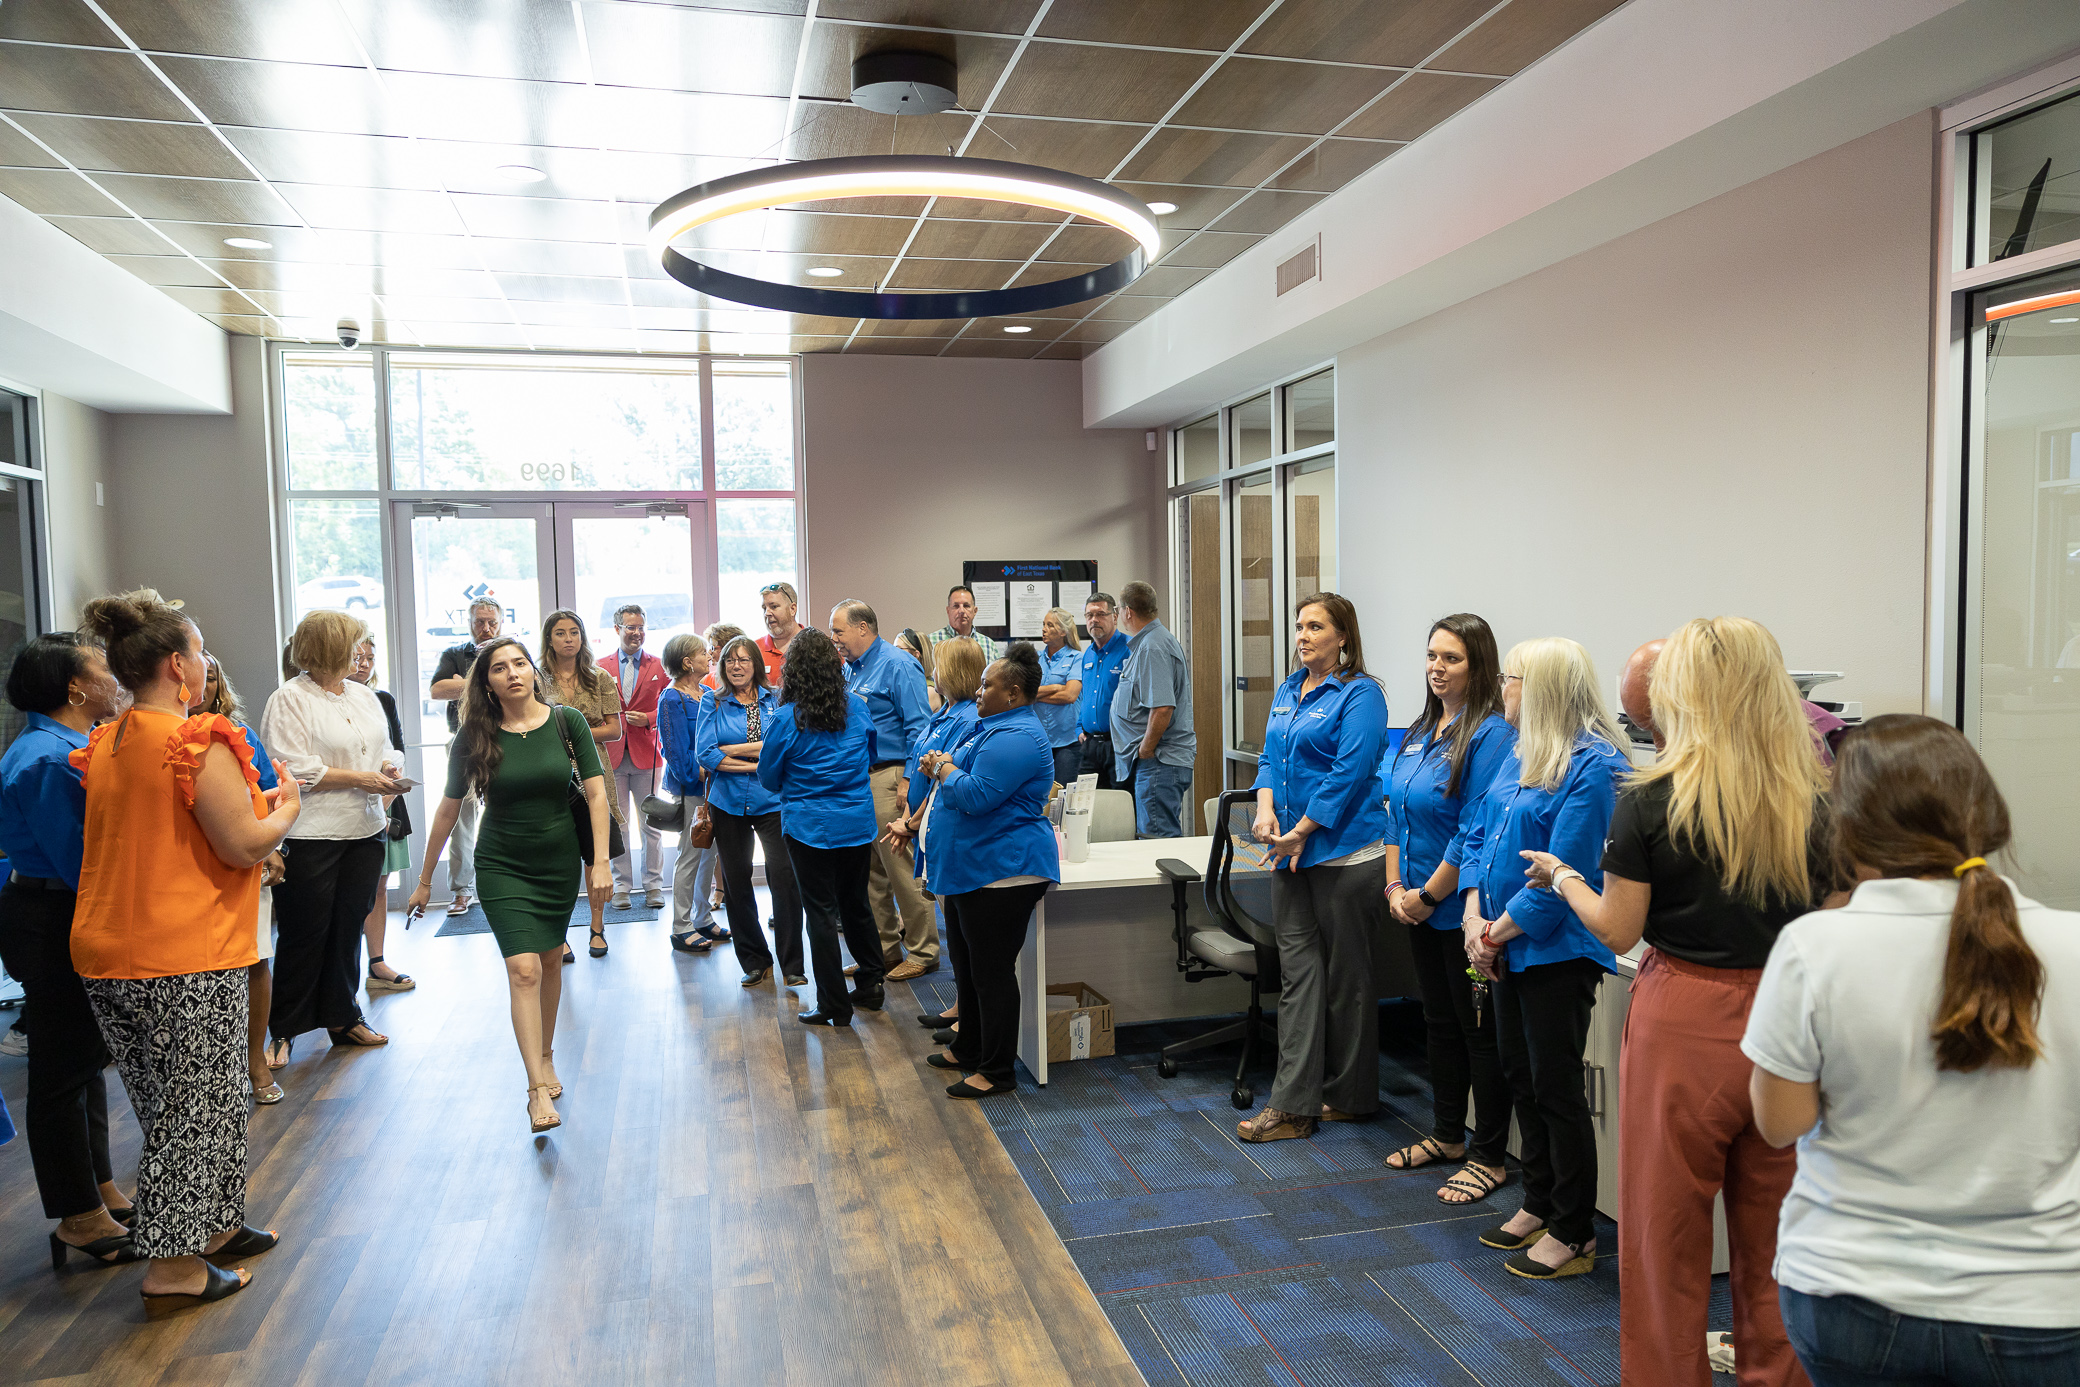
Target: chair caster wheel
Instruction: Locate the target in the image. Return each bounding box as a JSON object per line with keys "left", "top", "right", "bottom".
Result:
{"left": 1157, "top": 1057, "right": 1178, "bottom": 1079}
{"left": 1231, "top": 1086, "right": 1252, "bottom": 1110}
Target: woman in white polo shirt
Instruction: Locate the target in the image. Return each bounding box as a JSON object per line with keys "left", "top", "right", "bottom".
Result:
{"left": 1743, "top": 714, "right": 2080, "bottom": 1386}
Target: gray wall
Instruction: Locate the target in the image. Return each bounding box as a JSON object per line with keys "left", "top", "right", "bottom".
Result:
{"left": 109, "top": 336, "right": 280, "bottom": 704}
{"left": 800, "top": 354, "right": 1163, "bottom": 635}
{"left": 40, "top": 391, "right": 116, "bottom": 626}
{"left": 1337, "top": 112, "right": 1936, "bottom": 723}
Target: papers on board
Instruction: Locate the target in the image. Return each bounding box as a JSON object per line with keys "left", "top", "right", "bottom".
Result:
{"left": 1057, "top": 579, "right": 1092, "bottom": 613}
{"left": 971, "top": 582, "right": 1007, "bottom": 628}
{"left": 1009, "top": 580, "right": 1051, "bottom": 638}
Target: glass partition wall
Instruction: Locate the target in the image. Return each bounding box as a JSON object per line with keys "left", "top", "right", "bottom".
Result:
{"left": 1170, "top": 365, "right": 1335, "bottom": 831}
{"left": 272, "top": 344, "right": 802, "bottom": 894}
{"left": 1947, "top": 71, "right": 2080, "bottom": 908}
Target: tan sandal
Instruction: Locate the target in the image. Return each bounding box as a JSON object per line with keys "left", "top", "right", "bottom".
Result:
{"left": 527, "top": 1084, "right": 561, "bottom": 1133}
{"left": 542, "top": 1050, "right": 562, "bottom": 1099}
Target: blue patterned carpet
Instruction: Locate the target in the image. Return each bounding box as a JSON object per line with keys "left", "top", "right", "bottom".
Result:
{"left": 913, "top": 974, "right": 1734, "bottom": 1387}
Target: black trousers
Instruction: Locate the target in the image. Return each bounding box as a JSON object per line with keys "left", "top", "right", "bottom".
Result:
{"left": 713, "top": 808, "right": 803, "bottom": 977}
{"left": 944, "top": 882, "right": 1050, "bottom": 1087}
{"left": 785, "top": 837, "right": 880, "bottom": 1020}
{"left": 1408, "top": 922, "right": 1511, "bottom": 1165}
{"left": 0, "top": 881, "right": 114, "bottom": 1218}
{"left": 1493, "top": 956, "right": 1603, "bottom": 1246}
{"left": 270, "top": 833, "right": 385, "bottom": 1041}
{"left": 1077, "top": 733, "right": 1118, "bottom": 791}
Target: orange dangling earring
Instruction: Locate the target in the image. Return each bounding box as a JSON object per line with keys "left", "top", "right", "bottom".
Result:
{"left": 178, "top": 681, "right": 192, "bottom": 706}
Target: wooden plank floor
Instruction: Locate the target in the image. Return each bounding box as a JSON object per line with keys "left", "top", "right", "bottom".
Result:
{"left": 0, "top": 912, "right": 1146, "bottom": 1387}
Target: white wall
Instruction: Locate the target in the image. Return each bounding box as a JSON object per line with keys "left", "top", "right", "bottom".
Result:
{"left": 109, "top": 337, "right": 280, "bottom": 702}
{"left": 800, "top": 355, "right": 1163, "bottom": 634}
{"left": 1339, "top": 113, "right": 1936, "bottom": 724}
{"left": 40, "top": 391, "right": 116, "bottom": 625}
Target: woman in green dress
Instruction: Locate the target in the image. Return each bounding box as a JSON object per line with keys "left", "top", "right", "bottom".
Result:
{"left": 408, "top": 638, "right": 611, "bottom": 1134}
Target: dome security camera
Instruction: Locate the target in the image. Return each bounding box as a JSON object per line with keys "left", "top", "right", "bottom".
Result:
{"left": 336, "top": 318, "right": 361, "bottom": 349}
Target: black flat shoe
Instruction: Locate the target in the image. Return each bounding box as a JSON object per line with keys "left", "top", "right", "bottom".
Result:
{"left": 797, "top": 1009, "right": 853, "bottom": 1027}
{"left": 924, "top": 1053, "right": 965, "bottom": 1070}
{"left": 916, "top": 1011, "right": 956, "bottom": 1029}
{"left": 589, "top": 930, "right": 608, "bottom": 959}
{"left": 946, "top": 1079, "right": 1014, "bottom": 1099}
{"left": 670, "top": 933, "right": 712, "bottom": 954}
{"left": 142, "top": 1261, "right": 247, "bottom": 1313}
{"left": 932, "top": 1027, "right": 957, "bottom": 1045}
{"left": 783, "top": 974, "right": 808, "bottom": 987}
{"left": 327, "top": 1023, "right": 387, "bottom": 1048}
{"left": 847, "top": 987, "right": 885, "bottom": 1011}
{"left": 50, "top": 1230, "right": 139, "bottom": 1271}
{"left": 205, "top": 1226, "right": 278, "bottom": 1264}
{"left": 562, "top": 946, "right": 575, "bottom": 964}
{"left": 740, "top": 967, "right": 771, "bottom": 987}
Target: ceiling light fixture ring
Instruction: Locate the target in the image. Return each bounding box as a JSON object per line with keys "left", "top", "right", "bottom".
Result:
{"left": 648, "top": 155, "right": 1159, "bottom": 320}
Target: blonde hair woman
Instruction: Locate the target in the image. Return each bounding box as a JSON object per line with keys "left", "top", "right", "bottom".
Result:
{"left": 1035, "top": 607, "right": 1085, "bottom": 787}
{"left": 260, "top": 609, "right": 405, "bottom": 1062}
{"left": 1459, "top": 637, "right": 1628, "bottom": 1281}
{"left": 1522, "top": 617, "right": 1835, "bottom": 1381}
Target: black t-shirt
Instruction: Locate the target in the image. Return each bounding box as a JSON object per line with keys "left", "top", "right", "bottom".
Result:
{"left": 433, "top": 641, "right": 478, "bottom": 733}
{"left": 1600, "top": 779, "right": 1833, "bottom": 969}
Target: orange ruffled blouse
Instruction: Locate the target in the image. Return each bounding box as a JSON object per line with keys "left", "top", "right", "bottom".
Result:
{"left": 70, "top": 710, "right": 268, "bottom": 980}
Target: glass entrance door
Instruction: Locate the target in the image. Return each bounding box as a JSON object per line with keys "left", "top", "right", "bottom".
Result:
{"left": 387, "top": 499, "right": 710, "bottom": 900}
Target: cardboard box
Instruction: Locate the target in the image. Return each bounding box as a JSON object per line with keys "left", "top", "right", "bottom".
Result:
{"left": 1044, "top": 983, "right": 1115, "bottom": 1062}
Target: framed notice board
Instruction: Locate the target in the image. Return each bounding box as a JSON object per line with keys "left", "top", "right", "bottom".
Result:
{"left": 961, "top": 560, "right": 1099, "bottom": 642}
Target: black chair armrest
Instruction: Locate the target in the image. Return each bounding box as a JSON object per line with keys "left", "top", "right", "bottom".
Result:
{"left": 1155, "top": 858, "right": 1202, "bottom": 884}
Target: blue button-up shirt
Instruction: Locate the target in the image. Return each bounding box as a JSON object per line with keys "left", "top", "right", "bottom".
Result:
{"left": 1076, "top": 630, "right": 1130, "bottom": 735}
{"left": 1251, "top": 668, "right": 1389, "bottom": 869}
{"left": 236, "top": 719, "right": 279, "bottom": 792}
{"left": 697, "top": 687, "right": 780, "bottom": 817}
{"left": 923, "top": 704, "right": 1060, "bottom": 897}
{"left": 907, "top": 698, "right": 981, "bottom": 812}
{"left": 657, "top": 685, "right": 702, "bottom": 799}
{"left": 756, "top": 695, "right": 879, "bottom": 848}
{"left": 844, "top": 638, "right": 931, "bottom": 766}
{"left": 1035, "top": 644, "right": 1082, "bottom": 749}
{"left": 0, "top": 713, "right": 88, "bottom": 888}
{"left": 1459, "top": 737, "right": 1628, "bottom": 974}
{"left": 1110, "top": 618, "right": 1195, "bottom": 779}
{"left": 1384, "top": 713, "right": 1515, "bottom": 930}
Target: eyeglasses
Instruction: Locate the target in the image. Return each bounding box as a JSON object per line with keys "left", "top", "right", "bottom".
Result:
{"left": 1499, "top": 673, "right": 1523, "bottom": 686}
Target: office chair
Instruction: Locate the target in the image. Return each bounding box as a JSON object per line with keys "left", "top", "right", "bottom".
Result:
{"left": 1152, "top": 789, "right": 1281, "bottom": 1110}
{"left": 1088, "top": 789, "right": 1136, "bottom": 844}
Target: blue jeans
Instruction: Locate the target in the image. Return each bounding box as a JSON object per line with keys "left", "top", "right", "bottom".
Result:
{"left": 1781, "top": 1288, "right": 2080, "bottom": 1387}
{"left": 1132, "top": 760, "right": 1192, "bottom": 839}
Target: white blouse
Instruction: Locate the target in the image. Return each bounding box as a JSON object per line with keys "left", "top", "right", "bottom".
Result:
{"left": 260, "top": 674, "right": 391, "bottom": 841}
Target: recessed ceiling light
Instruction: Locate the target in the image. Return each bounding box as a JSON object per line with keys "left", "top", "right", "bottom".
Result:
{"left": 493, "top": 164, "right": 547, "bottom": 184}
{"left": 1004, "top": 325, "right": 1033, "bottom": 334}
{"left": 1146, "top": 201, "right": 1178, "bottom": 215}
{"left": 222, "top": 236, "right": 272, "bottom": 250}
{"left": 806, "top": 266, "right": 843, "bottom": 277}
{"left": 2053, "top": 316, "right": 2080, "bottom": 324}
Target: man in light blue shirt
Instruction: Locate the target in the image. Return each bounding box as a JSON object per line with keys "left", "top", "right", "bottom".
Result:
{"left": 1109, "top": 580, "right": 1196, "bottom": 838}
{"left": 831, "top": 599, "right": 938, "bottom": 978}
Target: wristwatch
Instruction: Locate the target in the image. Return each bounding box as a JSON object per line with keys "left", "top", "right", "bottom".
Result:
{"left": 1417, "top": 887, "right": 1440, "bottom": 909}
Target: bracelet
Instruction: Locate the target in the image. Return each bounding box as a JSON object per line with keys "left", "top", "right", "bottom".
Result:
{"left": 1550, "top": 867, "right": 1582, "bottom": 894}
{"left": 1386, "top": 879, "right": 1405, "bottom": 896}
{"left": 1480, "top": 923, "right": 1495, "bottom": 946}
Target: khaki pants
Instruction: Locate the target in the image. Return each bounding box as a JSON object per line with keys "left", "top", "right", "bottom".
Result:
{"left": 866, "top": 764, "right": 937, "bottom": 964}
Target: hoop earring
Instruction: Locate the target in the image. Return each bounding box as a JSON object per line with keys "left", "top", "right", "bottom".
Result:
{"left": 67, "top": 689, "right": 85, "bottom": 707}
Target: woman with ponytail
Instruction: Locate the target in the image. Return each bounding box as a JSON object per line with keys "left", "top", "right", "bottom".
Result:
{"left": 1741, "top": 714, "right": 2079, "bottom": 1385}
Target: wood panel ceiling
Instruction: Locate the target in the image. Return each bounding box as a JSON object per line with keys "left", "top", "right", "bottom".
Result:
{"left": 0, "top": 0, "right": 1627, "bottom": 361}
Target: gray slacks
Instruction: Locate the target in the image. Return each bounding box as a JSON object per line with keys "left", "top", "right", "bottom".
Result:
{"left": 1268, "top": 858, "right": 1383, "bottom": 1116}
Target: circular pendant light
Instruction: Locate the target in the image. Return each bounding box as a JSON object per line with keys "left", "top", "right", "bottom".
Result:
{"left": 646, "top": 155, "right": 1161, "bottom": 320}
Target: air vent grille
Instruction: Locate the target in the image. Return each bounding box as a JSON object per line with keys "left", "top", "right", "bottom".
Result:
{"left": 1276, "top": 237, "right": 1320, "bottom": 296}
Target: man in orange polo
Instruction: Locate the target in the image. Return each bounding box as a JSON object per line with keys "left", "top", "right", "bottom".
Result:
{"left": 756, "top": 581, "right": 801, "bottom": 687}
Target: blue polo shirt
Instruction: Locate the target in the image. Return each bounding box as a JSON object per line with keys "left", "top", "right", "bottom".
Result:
{"left": 844, "top": 637, "right": 931, "bottom": 766}
{"left": 756, "top": 695, "right": 879, "bottom": 848}
{"left": 923, "top": 704, "right": 1061, "bottom": 897}
{"left": 0, "top": 713, "right": 88, "bottom": 888}
{"left": 1383, "top": 713, "right": 1515, "bottom": 929}
{"left": 696, "top": 686, "right": 781, "bottom": 817}
{"left": 1459, "top": 736, "right": 1628, "bottom": 974}
{"left": 907, "top": 698, "right": 981, "bottom": 812}
{"left": 1252, "top": 668, "right": 1389, "bottom": 868}
{"left": 1076, "top": 630, "right": 1130, "bottom": 736}
{"left": 1109, "top": 618, "right": 1195, "bottom": 780}
{"left": 1036, "top": 644, "right": 1082, "bottom": 748}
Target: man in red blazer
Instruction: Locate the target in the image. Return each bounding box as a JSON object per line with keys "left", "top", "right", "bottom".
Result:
{"left": 601, "top": 604, "right": 670, "bottom": 909}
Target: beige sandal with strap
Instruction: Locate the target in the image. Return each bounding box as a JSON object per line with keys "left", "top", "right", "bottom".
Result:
{"left": 528, "top": 1085, "right": 561, "bottom": 1133}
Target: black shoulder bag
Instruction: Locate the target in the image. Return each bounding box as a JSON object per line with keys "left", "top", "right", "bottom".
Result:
{"left": 555, "top": 704, "right": 623, "bottom": 864}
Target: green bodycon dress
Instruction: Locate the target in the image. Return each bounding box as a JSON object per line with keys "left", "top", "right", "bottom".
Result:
{"left": 444, "top": 705, "right": 606, "bottom": 958}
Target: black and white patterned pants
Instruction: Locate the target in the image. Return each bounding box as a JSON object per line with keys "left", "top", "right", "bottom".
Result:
{"left": 83, "top": 968, "right": 250, "bottom": 1260}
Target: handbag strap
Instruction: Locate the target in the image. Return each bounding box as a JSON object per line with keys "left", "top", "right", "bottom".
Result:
{"left": 552, "top": 703, "right": 582, "bottom": 769}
